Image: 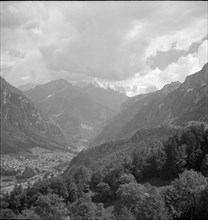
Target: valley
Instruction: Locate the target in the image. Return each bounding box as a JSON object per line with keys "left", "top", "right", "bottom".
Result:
{"left": 0, "top": 147, "right": 76, "bottom": 195}
{"left": 23, "top": 79, "right": 127, "bottom": 145}
{"left": 1, "top": 148, "right": 75, "bottom": 172}
{"left": 1, "top": 2, "right": 207, "bottom": 219}
{"left": 0, "top": 54, "right": 207, "bottom": 220}
{"left": 0, "top": 74, "right": 126, "bottom": 198}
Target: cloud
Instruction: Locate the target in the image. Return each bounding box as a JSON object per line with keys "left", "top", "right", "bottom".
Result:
{"left": 2, "top": 49, "right": 50, "bottom": 86}
{"left": 1, "top": 1, "right": 207, "bottom": 94}
{"left": 1, "top": 1, "right": 46, "bottom": 29}
{"left": 39, "top": 1, "right": 207, "bottom": 81}
{"left": 122, "top": 39, "right": 208, "bottom": 95}
{"left": 145, "top": 18, "right": 207, "bottom": 58}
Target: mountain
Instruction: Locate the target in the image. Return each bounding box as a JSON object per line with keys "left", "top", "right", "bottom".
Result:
{"left": 93, "top": 63, "right": 208, "bottom": 145}
{"left": 82, "top": 83, "right": 128, "bottom": 112}
{"left": 24, "top": 80, "right": 117, "bottom": 144}
{"left": 74, "top": 81, "right": 127, "bottom": 96}
{"left": 119, "top": 63, "right": 208, "bottom": 137}
{"left": 0, "top": 77, "right": 72, "bottom": 154}
{"left": 18, "top": 83, "right": 37, "bottom": 91}
{"left": 93, "top": 81, "right": 181, "bottom": 146}
{"left": 121, "top": 81, "right": 181, "bottom": 110}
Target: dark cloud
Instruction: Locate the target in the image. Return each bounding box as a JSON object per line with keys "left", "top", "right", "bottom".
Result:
{"left": 147, "top": 49, "right": 188, "bottom": 70}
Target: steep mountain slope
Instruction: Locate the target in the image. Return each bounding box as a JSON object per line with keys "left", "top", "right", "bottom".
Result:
{"left": 93, "top": 63, "right": 208, "bottom": 146}
{"left": 0, "top": 77, "right": 72, "bottom": 154}
{"left": 93, "top": 81, "right": 181, "bottom": 146}
{"left": 82, "top": 84, "right": 128, "bottom": 112}
{"left": 119, "top": 63, "right": 208, "bottom": 137}
{"left": 121, "top": 81, "right": 181, "bottom": 110}
{"left": 24, "top": 80, "right": 116, "bottom": 143}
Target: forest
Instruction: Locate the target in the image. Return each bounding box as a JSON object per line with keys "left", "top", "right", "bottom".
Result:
{"left": 0, "top": 124, "right": 208, "bottom": 219}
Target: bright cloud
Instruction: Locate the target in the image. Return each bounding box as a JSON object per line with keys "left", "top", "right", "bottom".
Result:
{"left": 121, "top": 39, "right": 208, "bottom": 95}
{"left": 1, "top": 1, "right": 207, "bottom": 95}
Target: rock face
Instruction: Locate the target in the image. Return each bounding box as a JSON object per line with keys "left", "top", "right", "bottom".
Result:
{"left": 0, "top": 77, "right": 71, "bottom": 154}
{"left": 24, "top": 80, "right": 118, "bottom": 143}
{"left": 93, "top": 63, "right": 208, "bottom": 145}
{"left": 161, "top": 63, "right": 208, "bottom": 125}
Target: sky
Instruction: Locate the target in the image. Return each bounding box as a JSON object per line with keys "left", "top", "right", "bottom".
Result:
{"left": 1, "top": 1, "right": 208, "bottom": 96}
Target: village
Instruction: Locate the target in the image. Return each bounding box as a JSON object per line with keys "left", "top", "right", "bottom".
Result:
{"left": 0, "top": 147, "right": 75, "bottom": 195}
{"left": 1, "top": 148, "right": 74, "bottom": 172}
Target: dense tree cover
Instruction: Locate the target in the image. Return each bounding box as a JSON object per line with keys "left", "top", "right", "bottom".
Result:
{"left": 17, "top": 209, "right": 41, "bottom": 220}
{"left": 34, "top": 193, "right": 69, "bottom": 220}
{"left": 1, "top": 167, "right": 20, "bottom": 176}
{"left": 69, "top": 195, "right": 104, "bottom": 220}
{"left": 196, "top": 185, "right": 208, "bottom": 219}
{"left": 163, "top": 169, "right": 207, "bottom": 219}
{"left": 200, "top": 154, "right": 208, "bottom": 177}
{"left": 16, "top": 167, "right": 36, "bottom": 180}
{"left": 113, "top": 206, "right": 136, "bottom": 220}
{"left": 0, "top": 208, "right": 17, "bottom": 219}
{"left": 131, "top": 140, "right": 167, "bottom": 182}
{"left": 164, "top": 124, "right": 208, "bottom": 178}
{"left": 0, "top": 124, "right": 208, "bottom": 219}
{"left": 114, "top": 183, "right": 169, "bottom": 220}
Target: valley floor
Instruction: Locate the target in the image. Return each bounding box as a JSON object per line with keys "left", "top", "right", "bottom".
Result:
{"left": 0, "top": 147, "right": 76, "bottom": 195}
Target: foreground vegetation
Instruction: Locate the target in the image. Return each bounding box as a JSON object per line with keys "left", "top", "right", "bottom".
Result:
{"left": 0, "top": 124, "right": 208, "bottom": 219}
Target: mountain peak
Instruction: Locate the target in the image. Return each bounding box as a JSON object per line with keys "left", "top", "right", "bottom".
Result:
{"left": 160, "top": 81, "right": 181, "bottom": 95}
{"left": 181, "top": 63, "right": 208, "bottom": 91}
{"left": 1, "top": 77, "right": 71, "bottom": 153}
{"left": 201, "top": 62, "right": 208, "bottom": 71}
{"left": 44, "top": 79, "right": 70, "bottom": 87}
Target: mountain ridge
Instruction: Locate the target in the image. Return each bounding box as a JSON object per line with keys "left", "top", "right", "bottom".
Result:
{"left": 93, "top": 63, "right": 208, "bottom": 146}
{"left": 0, "top": 76, "right": 72, "bottom": 154}
{"left": 23, "top": 79, "right": 122, "bottom": 144}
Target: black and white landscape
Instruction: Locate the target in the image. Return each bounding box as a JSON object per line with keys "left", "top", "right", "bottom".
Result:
{"left": 0, "top": 1, "right": 208, "bottom": 220}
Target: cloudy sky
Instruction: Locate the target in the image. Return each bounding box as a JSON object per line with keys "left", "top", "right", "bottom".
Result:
{"left": 1, "top": 1, "right": 207, "bottom": 96}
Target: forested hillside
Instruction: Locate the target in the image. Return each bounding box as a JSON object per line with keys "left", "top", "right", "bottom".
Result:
{"left": 70, "top": 126, "right": 179, "bottom": 170}
{"left": 1, "top": 124, "right": 207, "bottom": 219}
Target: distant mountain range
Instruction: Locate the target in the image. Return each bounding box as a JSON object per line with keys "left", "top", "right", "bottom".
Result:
{"left": 0, "top": 77, "right": 72, "bottom": 154}
{"left": 93, "top": 63, "right": 208, "bottom": 146}
{"left": 23, "top": 80, "right": 128, "bottom": 143}
{"left": 73, "top": 81, "right": 128, "bottom": 96}
{"left": 82, "top": 83, "right": 128, "bottom": 112}
{"left": 1, "top": 63, "right": 207, "bottom": 155}
{"left": 70, "top": 63, "right": 208, "bottom": 169}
